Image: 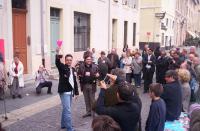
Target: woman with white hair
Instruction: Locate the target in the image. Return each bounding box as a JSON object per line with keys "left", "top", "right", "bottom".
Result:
{"left": 177, "top": 69, "right": 191, "bottom": 112}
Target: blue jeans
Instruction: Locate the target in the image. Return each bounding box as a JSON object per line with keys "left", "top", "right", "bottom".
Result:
{"left": 134, "top": 73, "right": 141, "bottom": 87}
{"left": 60, "top": 93, "right": 73, "bottom": 131}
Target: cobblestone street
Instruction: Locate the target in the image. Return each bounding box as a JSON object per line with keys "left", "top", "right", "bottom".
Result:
{"left": 0, "top": 80, "right": 151, "bottom": 131}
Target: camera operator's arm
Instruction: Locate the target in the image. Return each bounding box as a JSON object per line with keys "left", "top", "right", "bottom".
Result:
{"left": 55, "top": 47, "right": 64, "bottom": 71}
{"left": 95, "top": 81, "right": 108, "bottom": 115}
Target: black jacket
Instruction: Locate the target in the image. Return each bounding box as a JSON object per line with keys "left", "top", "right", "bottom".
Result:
{"left": 95, "top": 89, "right": 140, "bottom": 131}
{"left": 55, "top": 55, "right": 79, "bottom": 95}
{"left": 143, "top": 54, "right": 156, "bottom": 73}
{"left": 156, "top": 56, "right": 171, "bottom": 84}
{"left": 161, "top": 81, "right": 182, "bottom": 121}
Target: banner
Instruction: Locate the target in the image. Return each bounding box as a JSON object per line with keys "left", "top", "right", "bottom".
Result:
{"left": 0, "top": 39, "right": 5, "bottom": 62}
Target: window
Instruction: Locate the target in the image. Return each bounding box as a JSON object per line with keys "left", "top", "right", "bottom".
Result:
{"left": 172, "top": 20, "right": 174, "bottom": 29}
{"left": 12, "top": 0, "right": 26, "bottom": 9}
{"left": 74, "top": 12, "right": 90, "bottom": 52}
{"left": 166, "top": 18, "right": 168, "bottom": 26}
{"left": 165, "top": 36, "right": 168, "bottom": 46}
{"left": 133, "top": 23, "right": 136, "bottom": 46}
{"left": 124, "top": 21, "right": 128, "bottom": 47}
{"left": 161, "top": 33, "right": 164, "bottom": 46}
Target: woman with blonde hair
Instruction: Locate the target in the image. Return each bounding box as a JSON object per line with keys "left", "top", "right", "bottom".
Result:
{"left": 177, "top": 69, "right": 191, "bottom": 112}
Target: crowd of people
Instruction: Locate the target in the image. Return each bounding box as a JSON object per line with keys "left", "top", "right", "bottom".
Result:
{"left": 76, "top": 45, "right": 200, "bottom": 131}
{"left": 1, "top": 44, "right": 200, "bottom": 131}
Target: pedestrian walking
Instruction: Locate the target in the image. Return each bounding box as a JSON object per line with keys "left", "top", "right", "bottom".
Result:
{"left": 55, "top": 47, "right": 79, "bottom": 131}
{"left": 9, "top": 55, "right": 24, "bottom": 99}
{"left": 78, "top": 55, "right": 99, "bottom": 118}
{"left": 35, "top": 65, "right": 52, "bottom": 94}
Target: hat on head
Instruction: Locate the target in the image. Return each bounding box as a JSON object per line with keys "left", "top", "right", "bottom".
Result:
{"left": 189, "top": 103, "right": 200, "bottom": 117}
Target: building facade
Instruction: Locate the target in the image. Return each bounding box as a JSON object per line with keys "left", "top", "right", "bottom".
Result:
{"left": 173, "top": 0, "right": 200, "bottom": 46}
{"left": 139, "top": 0, "right": 176, "bottom": 49}
{"left": 0, "top": 0, "right": 140, "bottom": 78}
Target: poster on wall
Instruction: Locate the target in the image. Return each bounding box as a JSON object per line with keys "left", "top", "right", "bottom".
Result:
{"left": 0, "top": 39, "right": 5, "bottom": 63}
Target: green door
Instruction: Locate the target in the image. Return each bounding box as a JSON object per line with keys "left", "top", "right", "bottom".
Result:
{"left": 50, "top": 8, "right": 60, "bottom": 68}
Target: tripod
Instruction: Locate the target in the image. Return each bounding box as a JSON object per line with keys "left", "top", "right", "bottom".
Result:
{"left": 1, "top": 84, "right": 8, "bottom": 120}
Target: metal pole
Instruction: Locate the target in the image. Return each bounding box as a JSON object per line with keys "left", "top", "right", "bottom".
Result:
{"left": 108, "top": 0, "right": 111, "bottom": 53}
{"left": 3, "top": 86, "right": 8, "bottom": 120}
{"left": 40, "top": 0, "right": 45, "bottom": 67}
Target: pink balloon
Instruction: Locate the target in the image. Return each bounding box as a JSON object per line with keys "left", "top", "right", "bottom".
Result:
{"left": 57, "top": 40, "right": 63, "bottom": 47}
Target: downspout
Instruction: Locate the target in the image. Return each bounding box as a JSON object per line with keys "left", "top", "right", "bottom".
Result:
{"left": 40, "top": 0, "right": 45, "bottom": 67}
{"left": 108, "top": 0, "right": 111, "bottom": 53}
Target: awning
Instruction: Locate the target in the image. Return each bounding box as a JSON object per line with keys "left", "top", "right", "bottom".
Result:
{"left": 187, "top": 31, "right": 196, "bottom": 38}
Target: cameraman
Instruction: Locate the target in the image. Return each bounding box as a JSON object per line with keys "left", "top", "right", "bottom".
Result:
{"left": 95, "top": 75, "right": 140, "bottom": 131}
{"left": 35, "top": 65, "right": 52, "bottom": 94}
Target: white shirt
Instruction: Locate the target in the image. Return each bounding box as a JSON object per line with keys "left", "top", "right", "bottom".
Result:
{"left": 64, "top": 68, "right": 74, "bottom": 95}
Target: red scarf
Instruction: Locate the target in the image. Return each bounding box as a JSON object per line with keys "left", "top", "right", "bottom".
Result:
{"left": 14, "top": 62, "right": 18, "bottom": 74}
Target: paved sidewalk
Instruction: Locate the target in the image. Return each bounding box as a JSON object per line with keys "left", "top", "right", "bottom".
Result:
{"left": 0, "top": 80, "right": 151, "bottom": 131}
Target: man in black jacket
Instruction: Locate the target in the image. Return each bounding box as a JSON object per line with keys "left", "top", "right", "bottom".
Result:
{"left": 142, "top": 48, "right": 156, "bottom": 93}
{"left": 156, "top": 50, "right": 171, "bottom": 84}
{"left": 78, "top": 55, "right": 99, "bottom": 118}
{"left": 95, "top": 77, "right": 140, "bottom": 131}
{"left": 161, "top": 70, "right": 182, "bottom": 121}
{"left": 55, "top": 48, "right": 79, "bottom": 131}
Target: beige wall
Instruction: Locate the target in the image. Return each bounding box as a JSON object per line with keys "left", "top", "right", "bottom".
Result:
{"left": 0, "top": 0, "right": 140, "bottom": 75}
{"left": 140, "top": 0, "right": 175, "bottom": 47}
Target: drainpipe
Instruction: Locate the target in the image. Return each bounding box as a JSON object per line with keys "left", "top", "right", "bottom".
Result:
{"left": 108, "top": 0, "right": 111, "bottom": 53}
{"left": 40, "top": 0, "right": 45, "bottom": 67}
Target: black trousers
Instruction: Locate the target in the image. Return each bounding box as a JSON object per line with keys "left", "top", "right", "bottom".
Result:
{"left": 36, "top": 81, "right": 52, "bottom": 94}
{"left": 143, "top": 70, "right": 154, "bottom": 92}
